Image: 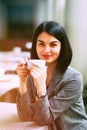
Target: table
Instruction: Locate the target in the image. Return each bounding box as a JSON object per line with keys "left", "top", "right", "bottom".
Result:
{"left": 0, "top": 102, "right": 48, "bottom": 130}
{"left": 0, "top": 51, "right": 30, "bottom": 63}
{"left": 0, "top": 51, "right": 30, "bottom": 72}
{"left": 0, "top": 74, "right": 19, "bottom": 96}
{"left": 0, "top": 51, "right": 30, "bottom": 96}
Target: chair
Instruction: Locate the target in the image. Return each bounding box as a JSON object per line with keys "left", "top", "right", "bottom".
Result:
{"left": 0, "top": 88, "right": 18, "bottom": 103}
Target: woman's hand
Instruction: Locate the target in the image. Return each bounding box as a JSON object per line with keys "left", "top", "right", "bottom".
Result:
{"left": 16, "top": 62, "right": 30, "bottom": 79}
{"left": 16, "top": 60, "right": 30, "bottom": 96}
{"left": 30, "top": 65, "right": 47, "bottom": 95}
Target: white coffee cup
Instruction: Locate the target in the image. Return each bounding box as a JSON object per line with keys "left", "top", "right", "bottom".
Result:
{"left": 26, "top": 59, "right": 46, "bottom": 69}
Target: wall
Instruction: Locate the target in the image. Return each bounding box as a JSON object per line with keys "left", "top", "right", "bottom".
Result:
{"left": 65, "top": 0, "right": 87, "bottom": 85}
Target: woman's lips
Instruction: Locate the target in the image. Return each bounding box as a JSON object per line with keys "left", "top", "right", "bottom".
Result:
{"left": 43, "top": 55, "right": 51, "bottom": 59}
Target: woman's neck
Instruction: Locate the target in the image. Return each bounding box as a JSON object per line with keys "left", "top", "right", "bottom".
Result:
{"left": 46, "top": 61, "right": 57, "bottom": 72}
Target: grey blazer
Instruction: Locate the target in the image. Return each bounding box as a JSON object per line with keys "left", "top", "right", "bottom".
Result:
{"left": 16, "top": 66, "right": 87, "bottom": 130}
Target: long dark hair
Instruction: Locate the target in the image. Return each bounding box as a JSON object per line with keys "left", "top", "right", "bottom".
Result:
{"left": 31, "top": 21, "right": 72, "bottom": 73}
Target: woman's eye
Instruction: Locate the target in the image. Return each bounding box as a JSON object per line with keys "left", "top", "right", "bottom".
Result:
{"left": 50, "top": 43, "right": 57, "bottom": 47}
{"left": 38, "top": 43, "right": 44, "bottom": 46}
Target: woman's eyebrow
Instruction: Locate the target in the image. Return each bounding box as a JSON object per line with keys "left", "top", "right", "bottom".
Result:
{"left": 37, "top": 40, "right": 59, "bottom": 42}
{"left": 51, "top": 41, "right": 59, "bottom": 43}
{"left": 37, "top": 40, "right": 44, "bottom": 42}
{"left": 37, "top": 40, "right": 60, "bottom": 44}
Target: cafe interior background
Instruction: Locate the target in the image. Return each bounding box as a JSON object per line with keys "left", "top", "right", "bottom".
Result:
{"left": 0, "top": 0, "right": 87, "bottom": 112}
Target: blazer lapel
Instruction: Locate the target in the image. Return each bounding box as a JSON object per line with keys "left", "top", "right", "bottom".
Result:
{"left": 47, "top": 69, "right": 62, "bottom": 99}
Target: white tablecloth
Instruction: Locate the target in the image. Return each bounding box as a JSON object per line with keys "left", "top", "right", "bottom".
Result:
{"left": 0, "top": 51, "right": 30, "bottom": 72}
{"left": 0, "top": 102, "right": 48, "bottom": 130}
{"left": 0, "top": 74, "right": 19, "bottom": 96}
{"left": 0, "top": 102, "right": 19, "bottom": 123}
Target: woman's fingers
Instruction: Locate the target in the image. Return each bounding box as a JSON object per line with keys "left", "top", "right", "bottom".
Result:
{"left": 16, "top": 62, "right": 30, "bottom": 77}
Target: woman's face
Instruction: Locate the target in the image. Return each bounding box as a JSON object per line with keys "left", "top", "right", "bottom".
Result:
{"left": 36, "top": 31, "right": 61, "bottom": 65}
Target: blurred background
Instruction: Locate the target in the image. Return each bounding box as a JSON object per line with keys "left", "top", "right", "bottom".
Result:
{"left": 0, "top": 0, "right": 87, "bottom": 109}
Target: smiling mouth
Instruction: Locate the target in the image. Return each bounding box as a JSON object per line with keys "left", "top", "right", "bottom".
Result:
{"left": 43, "top": 55, "right": 51, "bottom": 59}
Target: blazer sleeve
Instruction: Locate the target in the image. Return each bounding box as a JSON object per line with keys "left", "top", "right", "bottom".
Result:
{"left": 16, "top": 92, "right": 34, "bottom": 121}
{"left": 16, "top": 76, "right": 36, "bottom": 121}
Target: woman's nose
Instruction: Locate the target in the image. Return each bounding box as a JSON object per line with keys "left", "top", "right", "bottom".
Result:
{"left": 44, "top": 46, "right": 50, "bottom": 52}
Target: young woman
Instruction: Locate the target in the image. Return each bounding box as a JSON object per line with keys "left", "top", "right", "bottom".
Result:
{"left": 16, "top": 21, "right": 87, "bottom": 130}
